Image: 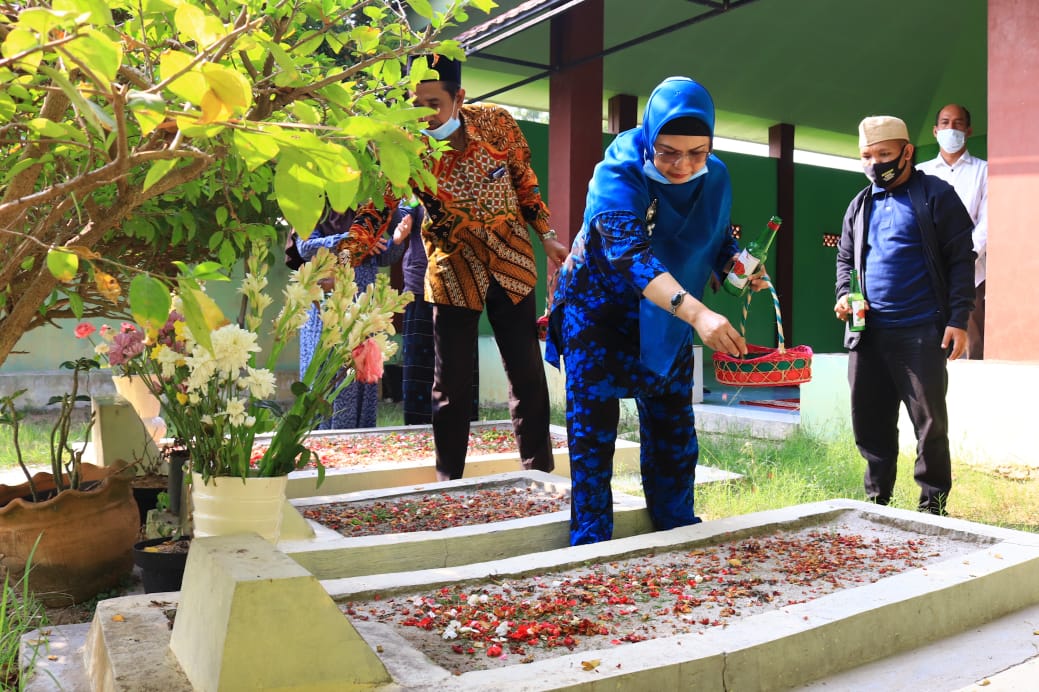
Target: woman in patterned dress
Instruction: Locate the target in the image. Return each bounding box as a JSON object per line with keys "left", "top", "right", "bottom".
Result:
{"left": 297, "top": 209, "right": 410, "bottom": 429}
{"left": 546, "top": 77, "right": 756, "bottom": 545}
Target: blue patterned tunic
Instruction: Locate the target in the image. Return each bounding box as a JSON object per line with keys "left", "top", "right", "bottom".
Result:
{"left": 546, "top": 77, "right": 737, "bottom": 545}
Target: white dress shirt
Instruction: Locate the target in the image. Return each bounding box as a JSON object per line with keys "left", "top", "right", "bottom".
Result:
{"left": 917, "top": 150, "right": 988, "bottom": 286}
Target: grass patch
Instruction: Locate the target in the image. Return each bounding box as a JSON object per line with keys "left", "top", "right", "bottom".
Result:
{"left": 616, "top": 429, "right": 1039, "bottom": 534}
{"left": 0, "top": 407, "right": 91, "bottom": 473}
{"left": 1, "top": 545, "right": 49, "bottom": 690}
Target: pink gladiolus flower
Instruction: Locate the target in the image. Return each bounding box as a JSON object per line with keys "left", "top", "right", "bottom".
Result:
{"left": 74, "top": 323, "right": 96, "bottom": 339}
{"left": 352, "top": 337, "right": 384, "bottom": 384}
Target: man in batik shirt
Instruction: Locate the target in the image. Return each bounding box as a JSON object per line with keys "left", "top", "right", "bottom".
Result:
{"left": 349, "top": 55, "right": 569, "bottom": 481}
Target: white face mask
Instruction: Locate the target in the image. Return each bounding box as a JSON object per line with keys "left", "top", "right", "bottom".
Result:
{"left": 642, "top": 159, "right": 709, "bottom": 185}
{"left": 935, "top": 128, "right": 966, "bottom": 153}
{"left": 422, "top": 103, "right": 461, "bottom": 140}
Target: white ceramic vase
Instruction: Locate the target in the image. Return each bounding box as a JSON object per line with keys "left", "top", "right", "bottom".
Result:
{"left": 111, "top": 375, "right": 167, "bottom": 445}
{"left": 190, "top": 472, "right": 288, "bottom": 544}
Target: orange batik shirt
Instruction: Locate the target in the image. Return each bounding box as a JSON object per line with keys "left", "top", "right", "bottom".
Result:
{"left": 344, "top": 104, "right": 551, "bottom": 310}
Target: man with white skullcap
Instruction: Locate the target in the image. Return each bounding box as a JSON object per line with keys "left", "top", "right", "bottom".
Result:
{"left": 833, "top": 115, "right": 975, "bottom": 516}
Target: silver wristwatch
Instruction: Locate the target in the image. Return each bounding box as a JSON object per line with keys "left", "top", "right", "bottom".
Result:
{"left": 669, "top": 289, "right": 688, "bottom": 316}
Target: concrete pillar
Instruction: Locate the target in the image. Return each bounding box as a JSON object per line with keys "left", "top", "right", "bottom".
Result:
{"left": 548, "top": 0, "right": 604, "bottom": 244}
{"left": 987, "top": 0, "right": 1039, "bottom": 360}
{"left": 769, "top": 122, "right": 795, "bottom": 345}
{"left": 608, "top": 93, "right": 637, "bottom": 134}
{"left": 170, "top": 534, "right": 390, "bottom": 691}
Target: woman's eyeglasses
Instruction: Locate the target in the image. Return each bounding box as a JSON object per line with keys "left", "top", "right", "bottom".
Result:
{"left": 653, "top": 148, "right": 710, "bottom": 166}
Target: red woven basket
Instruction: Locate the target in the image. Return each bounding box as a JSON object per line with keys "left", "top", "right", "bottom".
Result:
{"left": 712, "top": 277, "right": 813, "bottom": 387}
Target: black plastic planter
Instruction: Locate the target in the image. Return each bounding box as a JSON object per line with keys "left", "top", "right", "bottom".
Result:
{"left": 132, "top": 536, "right": 190, "bottom": 593}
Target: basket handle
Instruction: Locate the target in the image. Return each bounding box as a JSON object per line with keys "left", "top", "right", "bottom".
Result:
{"left": 739, "top": 273, "right": 786, "bottom": 354}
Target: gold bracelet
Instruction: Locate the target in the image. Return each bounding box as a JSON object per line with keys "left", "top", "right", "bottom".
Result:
{"left": 540, "top": 229, "right": 557, "bottom": 241}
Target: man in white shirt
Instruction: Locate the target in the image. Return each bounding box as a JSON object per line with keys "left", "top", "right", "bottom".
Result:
{"left": 917, "top": 103, "right": 988, "bottom": 359}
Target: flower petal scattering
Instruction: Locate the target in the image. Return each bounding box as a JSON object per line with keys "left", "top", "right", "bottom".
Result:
{"left": 251, "top": 428, "right": 568, "bottom": 469}
{"left": 303, "top": 485, "right": 568, "bottom": 537}
{"left": 343, "top": 526, "right": 945, "bottom": 675}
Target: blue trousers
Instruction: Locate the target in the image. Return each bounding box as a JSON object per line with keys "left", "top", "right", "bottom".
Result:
{"left": 567, "top": 389, "right": 701, "bottom": 545}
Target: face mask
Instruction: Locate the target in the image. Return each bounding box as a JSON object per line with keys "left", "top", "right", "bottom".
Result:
{"left": 642, "top": 159, "right": 709, "bottom": 185}
{"left": 422, "top": 103, "right": 461, "bottom": 140}
{"left": 935, "top": 128, "right": 966, "bottom": 153}
{"left": 864, "top": 145, "right": 907, "bottom": 189}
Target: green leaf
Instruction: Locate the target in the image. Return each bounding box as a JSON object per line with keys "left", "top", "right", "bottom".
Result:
{"left": 131, "top": 106, "right": 166, "bottom": 137}
{"left": 217, "top": 240, "right": 236, "bottom": 266}
{"left": 406, "top": 0, "right": 434, "bottom": 19}
{"left": 1, "top": 27, "right": 43, "bottom": 72}
{"left": 233, "top": 128, "right": 281, "bottom": 171}
{"left": 174, "top": 3, "right": 226, "bottom": 48}
{"left": 177, "top": 284, "right": 226, "bottom": 355}
{"left": 60, "top": 29, "right": 122, "bottom": 84}
{"left": 290, "top": 101, "right": 319, "bottom": 125}
{"left": 274, "top": 154, "right": 326, "bottom": 236}
{"left": 128, "top": 274, "right": 172, "bottom": 335}
{"left": 378, "top": 141, "right": 411, "bottom": 187}
{"left": 46, "top": 249, "right": 79, "bottom": 282}
{"left": 27, "top": 117, "right": 72, "bottom": 138}
{"left": 215, "top": 206, "right": 228, "bottom": 226}
{"left": 11, "top": 8, "right": 61, "bottom": 37}
{"left": 201, "top": 62, "right": 252, "bottom": 111}
{"left": 38, "top": 65, "right": 105, "bottom": 138}
{"left": 324, "top": 148, "right": 361, "bottom": 212}
{"left": 68, "top": 290, "right": 84, "bottom": 318}
{"left": 160, "top": 50, "right": 207, "bottom": 105}
{"left": 53, "top": 0, "right": 113, "bottom": 24}
{"left": 350, "top": 25, "right": 380, "bottom": 54}
{"left": 143, "top": 158, "right": 178, "bottom": 192}
{"left": 0, "top": 93, "right": 14, "bottom": 122}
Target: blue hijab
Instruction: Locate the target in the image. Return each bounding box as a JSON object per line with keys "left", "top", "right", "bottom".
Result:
{"left": 583, "top": 76, "right": 733, "bottom": 376}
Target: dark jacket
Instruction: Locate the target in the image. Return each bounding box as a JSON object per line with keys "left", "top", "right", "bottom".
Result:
{"left": 836, "top": 170, "right": 975, "bottom": 350}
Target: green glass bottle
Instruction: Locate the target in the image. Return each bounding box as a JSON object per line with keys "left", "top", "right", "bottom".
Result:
{"left": 848, "top": 268, "right": 866, "bottom": 332}
{"left": 723, "top": 215, "right": 783, "bottom": 296}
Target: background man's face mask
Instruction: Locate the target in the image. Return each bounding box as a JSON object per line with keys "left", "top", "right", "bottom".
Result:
{"left": 936, "top": 128, "right": 966, "bottom": 153}
{"left": 864, "top": 145, "right": 907, "bottom": 188}
{"left": 423, "top": 102, "right": 461, "bottom": 140}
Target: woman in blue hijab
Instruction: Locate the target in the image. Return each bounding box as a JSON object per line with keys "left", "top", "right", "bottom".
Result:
{"left": 546, "top": 76, "right": 751, "bottom": 545}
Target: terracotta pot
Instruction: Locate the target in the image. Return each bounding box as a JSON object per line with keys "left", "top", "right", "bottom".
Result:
{"left": 0, "top": 463, "right": 140, "bottom": 607}
{"left": 191, "top": 472, "right": 287, "bottom": 543}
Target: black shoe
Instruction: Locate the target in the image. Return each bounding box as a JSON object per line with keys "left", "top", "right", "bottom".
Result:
{"left": 918, "top": 497, "right": 949, "bottom": 516}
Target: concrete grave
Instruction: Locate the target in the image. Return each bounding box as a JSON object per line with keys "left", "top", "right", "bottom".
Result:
{"left": 279, "top": 422, "right": 643, "bottom": 498}
{"left": 45, "top": 499, "right": 1039, "bottom": 691}
{"left": 280, "top": 470, "right": 652, "bottom": 579}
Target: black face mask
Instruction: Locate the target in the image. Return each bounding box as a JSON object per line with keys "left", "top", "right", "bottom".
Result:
{"left": 867, "top": 145, "right": 907, "bottom": 188}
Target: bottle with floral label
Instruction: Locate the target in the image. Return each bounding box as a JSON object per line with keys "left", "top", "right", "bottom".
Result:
{"left": 723, "top": 215, "right": 782, "bottom": 296}
{"left": 848, "top": 268, "right": 866, "bottom": 332}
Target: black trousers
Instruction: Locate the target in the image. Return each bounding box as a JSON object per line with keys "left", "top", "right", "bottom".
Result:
{"left": 848, "top": 321, "right": 951, "bottom": 514}
{"left": 402, "top": 297, "right": 479, "bottom": 425}
{"left": 431, "top": 280, "right": 553, "bottom": 479}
